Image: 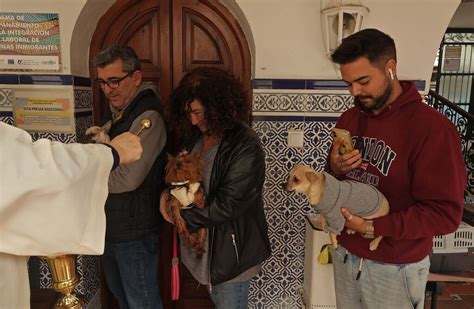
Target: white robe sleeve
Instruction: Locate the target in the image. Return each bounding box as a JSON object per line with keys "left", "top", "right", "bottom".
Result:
{"left": 0, "top": 122, "right": 113, "bottom": 257}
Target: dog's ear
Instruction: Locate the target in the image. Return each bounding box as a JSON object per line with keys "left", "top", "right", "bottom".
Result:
{"left": 167, "top": 153, "right": 175, "bottom": 160}
{"left": 305, "top": 171, "right": 319, "bottom": 184}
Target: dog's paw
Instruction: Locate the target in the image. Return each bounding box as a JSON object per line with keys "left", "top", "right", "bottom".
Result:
{"left": 85, "top": 126, "right": 110, "bottom": 143}
{"left": 346, "top": 228, "right": 356, "bottom": 235}
{"left": 170, "top": 187, "right": 195, "bottom": 207}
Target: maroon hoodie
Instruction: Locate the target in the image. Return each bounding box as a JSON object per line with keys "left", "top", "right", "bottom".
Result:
{"left": 333, "top": 81, "right": 466, "bottom": 263}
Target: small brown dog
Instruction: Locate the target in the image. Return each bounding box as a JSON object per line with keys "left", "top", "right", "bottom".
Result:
{"left": 165, "top": 152, "right": 207, "bottom": 254}
{"left": 283, "top": 164, "right": 389, "bottom": 251}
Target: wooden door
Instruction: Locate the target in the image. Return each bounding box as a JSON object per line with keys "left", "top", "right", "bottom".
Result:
{"left": 90, "top": 0, "right": 251, "bottom": 123}
{"left": 89, "top": 1, "right": 251, "bottom": 308}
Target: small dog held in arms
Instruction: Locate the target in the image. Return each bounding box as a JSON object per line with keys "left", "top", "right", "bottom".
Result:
{"left": 283, "top": 165, "right": 389, "bottom": 251}
{"left": 165, "top": 151, "right": 207, "bottom": 254}
{"left": 85, "top": 123, "right": 111, "bottom": 143}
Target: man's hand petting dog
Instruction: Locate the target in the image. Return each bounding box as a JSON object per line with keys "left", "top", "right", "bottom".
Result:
{"left": 159, "top": 190, "right": 174, "bottom": 224}
{"left": 330, "top": 140, "right": 362, "bottom": 174}
{"left": 342, "top": 208, "right": 370, "bottom": 234}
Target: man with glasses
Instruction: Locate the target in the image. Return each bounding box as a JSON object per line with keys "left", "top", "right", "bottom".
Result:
{"left": 91, "top": 45, "right": 167, "bottom": 308}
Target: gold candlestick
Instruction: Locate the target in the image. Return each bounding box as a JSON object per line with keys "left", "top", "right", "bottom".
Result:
{"left": 42, "top": 255, "right": 82, "bottom": 309}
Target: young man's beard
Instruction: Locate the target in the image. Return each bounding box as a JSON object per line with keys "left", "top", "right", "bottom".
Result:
{"left": 358, "top": 79, "right": 393, "bottom": 112}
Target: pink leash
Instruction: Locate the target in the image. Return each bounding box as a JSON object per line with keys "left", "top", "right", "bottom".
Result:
{"left": 171, "top": 228, "right": 180, "bottom": 300}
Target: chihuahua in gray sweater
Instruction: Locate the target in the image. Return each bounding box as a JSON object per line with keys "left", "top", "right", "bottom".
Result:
{"left": 283, "top": 164, "right": 389, "bottom": 251}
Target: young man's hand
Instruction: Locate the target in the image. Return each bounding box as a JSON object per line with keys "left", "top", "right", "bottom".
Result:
{"left": 329, "top": 140, "right": 362, "bottom": 174}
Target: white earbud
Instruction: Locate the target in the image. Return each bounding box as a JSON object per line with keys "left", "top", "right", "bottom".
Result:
{"left": 388, "top": 69, "right": 394, "bottom": 80}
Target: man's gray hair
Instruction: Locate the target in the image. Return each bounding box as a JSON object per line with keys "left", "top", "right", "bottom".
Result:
{"left": 94, "top": 45, "right": 141, "bottom": 72}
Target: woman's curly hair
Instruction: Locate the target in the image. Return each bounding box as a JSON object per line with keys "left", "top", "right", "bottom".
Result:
{"left": 168, "top": 67, "right": 250, "bottom": 138}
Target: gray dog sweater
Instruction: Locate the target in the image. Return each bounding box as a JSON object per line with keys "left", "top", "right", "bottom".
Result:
{"left": 314, "top": 172, "right": 385, "bottom": 234}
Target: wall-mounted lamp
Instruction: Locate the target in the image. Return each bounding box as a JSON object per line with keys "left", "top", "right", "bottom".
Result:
{"left": 321, "top": 0, "right": 369, "bottom": 56}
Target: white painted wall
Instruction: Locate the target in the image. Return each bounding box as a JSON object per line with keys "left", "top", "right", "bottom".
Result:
{"left": 236, "top": 0, "right": 461, "bottom": 91}
{"left": 70, "top": 0, "right": 115, "bottom": 77}
{"left": 1, "top": 0, "right": 466, "bottom": 93}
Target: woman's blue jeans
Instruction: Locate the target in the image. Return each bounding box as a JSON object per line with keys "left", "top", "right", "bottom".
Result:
{"left": 209, "top": 280, "right": 250, "bottom": 309}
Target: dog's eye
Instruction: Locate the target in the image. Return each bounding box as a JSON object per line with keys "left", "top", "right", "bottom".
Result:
{"left": 293, "top": 177, "right": 300, "bottom": 184}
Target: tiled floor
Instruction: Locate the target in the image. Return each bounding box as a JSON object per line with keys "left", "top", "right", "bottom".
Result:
{"left": 425, "top": 271, "right": 474, "bottom": 309}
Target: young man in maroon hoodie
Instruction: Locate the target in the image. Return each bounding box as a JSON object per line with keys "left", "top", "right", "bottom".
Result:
{"left": 327, "top": 29, "right": 467, "bottom": 309}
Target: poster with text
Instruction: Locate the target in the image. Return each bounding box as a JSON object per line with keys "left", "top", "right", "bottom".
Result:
{"left": 0, "top": 13, "right": 61, "bottom": 71}
{"left": 13, "top": 91, "right": 73, "bottom": 133}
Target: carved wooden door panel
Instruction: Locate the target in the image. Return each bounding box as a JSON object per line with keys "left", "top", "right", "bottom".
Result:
{"left": 89, "top": 1, "right": 251, "bottom": 308}
{"left": 172, "top": 0, "right": 251, "bottom": 89}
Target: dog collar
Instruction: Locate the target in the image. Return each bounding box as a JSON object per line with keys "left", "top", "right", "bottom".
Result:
{"left": 169, "top": 180, "right": 190, "bottom": 188}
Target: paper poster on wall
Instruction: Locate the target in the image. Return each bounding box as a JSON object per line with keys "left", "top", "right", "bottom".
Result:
{"left": 13, "top": 90, "right": 73, "bottom": 133}
{"left": 0, "top": 13, "right": 61, "bottom": 71}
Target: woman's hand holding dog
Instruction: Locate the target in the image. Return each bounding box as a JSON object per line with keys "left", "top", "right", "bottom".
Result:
{"left": 330, "top": 140, "right": 362, "bottom": 174}
{"left": 159, "top": 190, "right": 174, "bottom": 224}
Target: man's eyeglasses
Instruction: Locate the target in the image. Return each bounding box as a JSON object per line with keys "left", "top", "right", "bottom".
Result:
{"left": 94, "top": 71, "right": 134, "bottom": 89}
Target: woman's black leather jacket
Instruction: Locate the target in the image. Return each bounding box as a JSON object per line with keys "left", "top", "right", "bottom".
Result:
{"left": 181, "top": 122, "right": 271, "bottom": 284}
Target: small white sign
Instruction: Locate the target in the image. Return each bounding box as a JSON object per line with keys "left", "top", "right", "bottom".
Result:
{"left": 288, "top": 129, "right": 304, "bottom": 148}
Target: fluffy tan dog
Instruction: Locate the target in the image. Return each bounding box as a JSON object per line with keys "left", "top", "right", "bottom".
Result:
{"left": 283, "top": 164, "right": 389, "bottom": 251}
{"left": 85, "top": 123, "right": 111, "bottom": 143}
{"left": 165, "top": 152, "right": 207, "bottom": 254}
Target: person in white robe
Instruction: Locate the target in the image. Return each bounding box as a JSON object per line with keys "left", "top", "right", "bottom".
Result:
{"left": 0, "top": 122, "right": 142, "bottom": 309}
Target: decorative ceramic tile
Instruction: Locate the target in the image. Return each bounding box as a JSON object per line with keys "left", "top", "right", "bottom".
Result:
{"left": 74, "top": 89, "right": 92, "bottom": 109}
{"left": 38, "top": 259, "right": 52, "bottom": 288}
{"left": 0, "top": 89, "right": 12, "bottom": 107}
{"left": 307, "top": 93, "right": 353, "bottom": 113}
{"left": 76, "top": 255, "right": 100, "bottom": 306}
{"left": 75, "top": 114, "right": 93, "bottom": 143}
{"left": 253, "top": 92, "right": 354, "bottom": 113}
{"left": 29, "top": 132, "right": 76, "bottom": 143}
{"left": 253, "top": 93, "right": 307, "bottom": 112}
{"left": 249, "top": 116, "right": 338, "bottom": 308}
{"left": 255, "top": 120, "right": 305, "bottom": 149}
{"left": 0, "top": 116, "right": 14, "bottom": 125}
{"left": 302, "top": 120, "right": 336, "bottom": 169}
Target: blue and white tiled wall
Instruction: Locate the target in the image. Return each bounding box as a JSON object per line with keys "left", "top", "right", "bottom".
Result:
{"left": 247, "top": 79, "right": 353, "bottom": 308}
{"left": 248, "top": 79, "right": 426, "bottom": 308}
{"left": 0, "top": 74, "right": 98, "bottom": 307}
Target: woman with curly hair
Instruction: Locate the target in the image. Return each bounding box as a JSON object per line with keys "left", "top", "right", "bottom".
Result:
{"left": 160, "top": 67, "right": 271, "bottom": 308}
